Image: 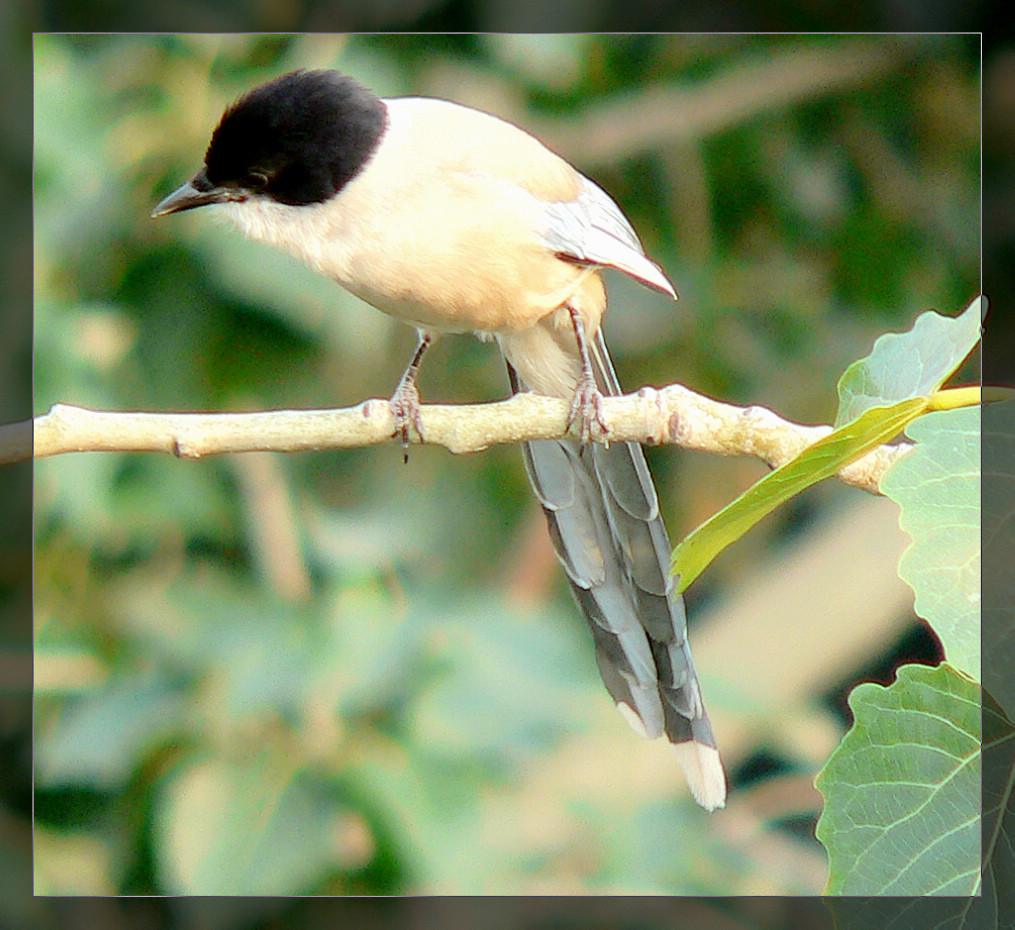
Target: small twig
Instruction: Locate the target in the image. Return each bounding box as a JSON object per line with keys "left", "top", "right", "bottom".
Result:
{"left": 10, "top": 385, "right": 910, "bottom": 494}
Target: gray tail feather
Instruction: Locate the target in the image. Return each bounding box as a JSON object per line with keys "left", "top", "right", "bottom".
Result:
{"left": 508, "top": 332, "right": 726, "bottom": 809}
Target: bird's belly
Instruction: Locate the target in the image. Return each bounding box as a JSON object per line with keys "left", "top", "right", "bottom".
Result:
{"left": 336, "top": 242, "right": 591, "bottom": 336}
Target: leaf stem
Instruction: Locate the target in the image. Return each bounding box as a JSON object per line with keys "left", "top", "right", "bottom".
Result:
{"left": 928, "top": 385, "right": 1014, "bottom": 410}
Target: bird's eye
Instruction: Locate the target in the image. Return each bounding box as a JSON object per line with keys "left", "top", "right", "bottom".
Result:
{"left": 248, "top": 170, "right": 270, "bottom": 190}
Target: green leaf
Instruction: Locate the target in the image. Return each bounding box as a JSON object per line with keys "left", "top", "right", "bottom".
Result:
{"left": 835, "top": 296, "right": 984, "bottom": 426}
{"left": 982, "top": 398, "right": 1015, "bottom": 722}
{"left": 346, "top": 751, "right": 487, "bottom": 892}
{"left": 880, "top": 407, "right": 980, "bottom": 680}
{"left": 34, "top": 673, "right": 186, "bottom": 790}
{"left": 815, "top": 663, "right": 981, "bottom": 895}
{"left": 826, "top": 887, "right": 995, "bottom": 929}
{"left": 155, "top": 753, "right": 346, "bottom": 895}
{"left": 673, "top": 397, "right": 925, "bottom": 591}
{"left": 672, "top": 299, "right": 983, "bottom": 592}
{"left": 828, "top": 691, "right": 1013, "bottom": 927}
{"left": 982, "top": 692, "right": 1015, "bottom": 930}
{"left": 409, "top": 597, "right": 590, "bottom": 756}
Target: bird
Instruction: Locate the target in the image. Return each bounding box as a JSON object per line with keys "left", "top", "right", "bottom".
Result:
{"left": 152, "top": 68, "right": 726, "bottom": 811}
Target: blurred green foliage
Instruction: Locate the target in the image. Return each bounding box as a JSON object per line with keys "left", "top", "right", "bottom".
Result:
{"left": 33, "top": 34, "right": 979, "bottom": 895}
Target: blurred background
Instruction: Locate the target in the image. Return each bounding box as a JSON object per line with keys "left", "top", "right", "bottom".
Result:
{"left": 26, "top": 33, "right": 981, "bottom": 900}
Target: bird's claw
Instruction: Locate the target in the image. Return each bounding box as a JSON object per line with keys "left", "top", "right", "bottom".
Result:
{"left": 568, "top": 374, "right": 608, "bottom": 443}
{"left": 390, "top": 380, "right": 424, "bottom": 462}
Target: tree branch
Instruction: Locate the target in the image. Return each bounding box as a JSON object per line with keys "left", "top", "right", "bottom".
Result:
{"left": 423, "top": 37, "right": 916, "bottom": 169}
{"left": 8, "top": 384, "right": 909, "bottom": 493}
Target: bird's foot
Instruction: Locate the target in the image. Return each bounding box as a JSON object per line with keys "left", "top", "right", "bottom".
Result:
{"left": 568, "top": 372, "right": 608, "bottom": 443}
{"left": 389, "top": 379, "right": 424, "bottom": 462}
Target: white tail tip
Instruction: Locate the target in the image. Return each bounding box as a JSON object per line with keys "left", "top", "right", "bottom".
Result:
{"left": 672, "top": 741, "right": 727, "bottom": 811}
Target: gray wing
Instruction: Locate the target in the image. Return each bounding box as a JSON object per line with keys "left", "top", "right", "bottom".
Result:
{"left": 541, "top": 176, "right": 677, "bottom": 298}
{"left": 512, "top": 332, "right": 726, "bottom": 811}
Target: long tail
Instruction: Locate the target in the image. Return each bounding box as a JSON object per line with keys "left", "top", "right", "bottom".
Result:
{"left": 510, "top": 331, "right": 726, "bottom": 811}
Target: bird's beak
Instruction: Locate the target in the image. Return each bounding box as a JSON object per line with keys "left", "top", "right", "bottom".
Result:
{"left": 151, "top": 171, "right": 239, "bottom": 218}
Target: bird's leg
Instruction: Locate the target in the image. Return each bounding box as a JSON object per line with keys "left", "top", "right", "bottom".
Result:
{"left": 390, "top": 330, "right": 433, "bottom": 461}
{"left": 566, "top": 304, "right": 608, "bottom": 443}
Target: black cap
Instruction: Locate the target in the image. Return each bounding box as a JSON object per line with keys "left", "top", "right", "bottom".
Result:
{"left": 153, "top": 69, "right": 388, "bottom": 217}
